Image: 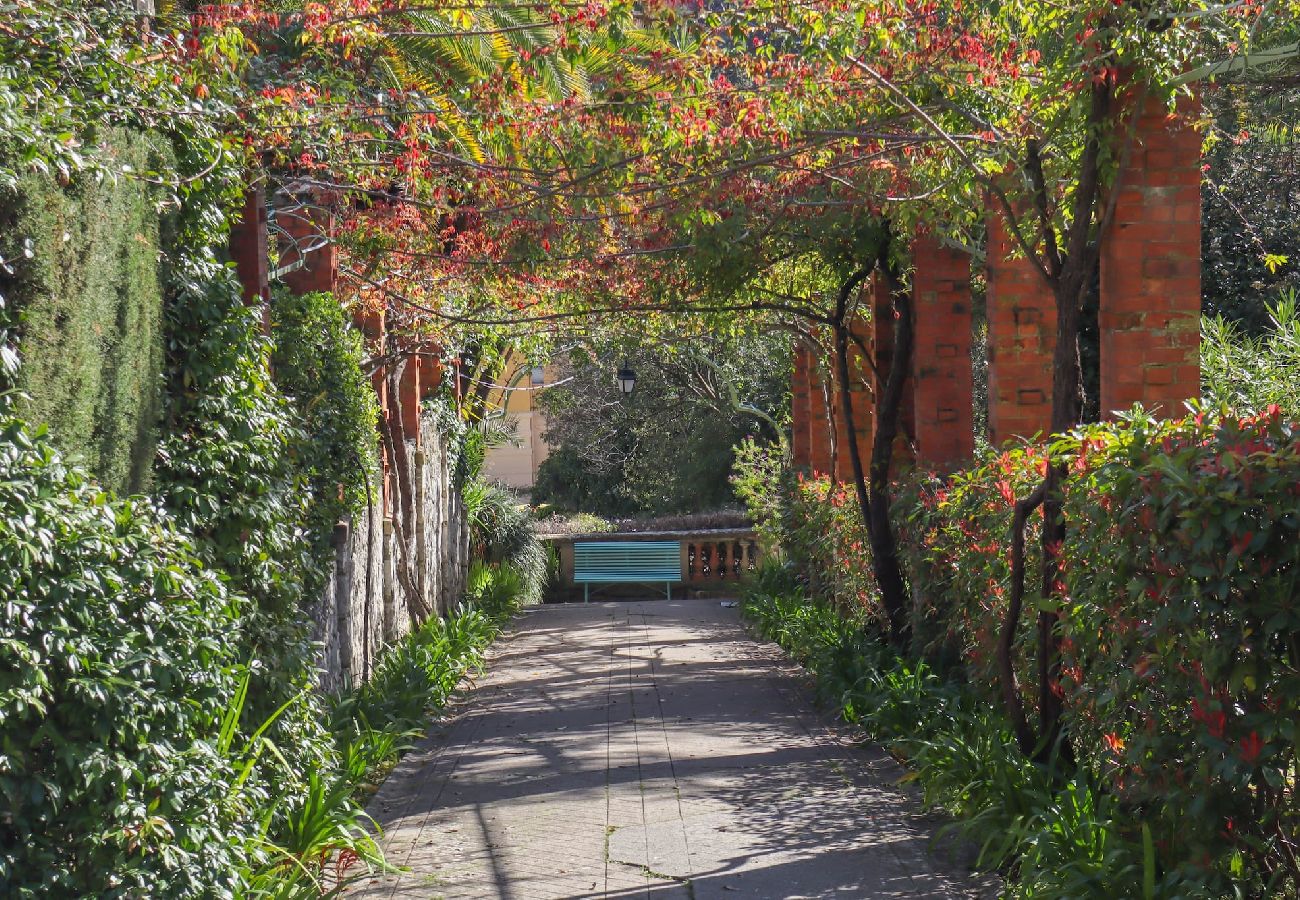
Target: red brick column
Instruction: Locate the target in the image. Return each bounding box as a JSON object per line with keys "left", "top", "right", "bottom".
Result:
{"left": 398, "top": 355, "right": 422, "bottom": 449}
{"left": 392, "top": 345, "right": 442, "bottom": 449}
{"left": 791, "top": 345, "right": 813, "bottom": 469}
{"left": 415, "top": 344, "right": 443, "bottom": 400}
{"left": 807, "top": 353, "right": 835, "bottom": 478}
{"left": 1099, "top": 90, "right": 1201, "bottom": 418}
{"left": 277, "top": 197, "right": 338, "bottom": 296}
{"left": 869, "top": 273, "right": 915, "bottom": 468}
{"left": 230, "top": 184, "right": 270, "bottom": 307}
{"left": 911, "top": 236, "right": 974, "bottom": 470}
{"left": 229, "top": 183, "right": 272, "bottom": 334}
{"left": 986, "top": 212, "right": 1055, "bottom": 444}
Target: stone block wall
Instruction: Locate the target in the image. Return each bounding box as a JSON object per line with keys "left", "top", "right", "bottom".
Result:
{"left": 311, "top": 412, "right": 468, "bottom": 692}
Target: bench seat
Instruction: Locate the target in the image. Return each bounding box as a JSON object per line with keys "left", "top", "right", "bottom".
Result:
{"left": 573, "top": 541, "right": 681, "bottom": 602}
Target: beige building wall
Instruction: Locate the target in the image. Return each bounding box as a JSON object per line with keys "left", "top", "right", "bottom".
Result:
{"left": 482, "top": 361, "right": 552, "bottom": 492}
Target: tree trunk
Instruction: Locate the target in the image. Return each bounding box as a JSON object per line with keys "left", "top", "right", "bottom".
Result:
{"left": 1034, "top": 275, "right": 1087, "bottom": 765}
{"left": 863, "top": 260, "right": 915, "bottom": 647}
{"left": 1034, "top": 83, "right": 1111, "bottom": 764}
{"left": 382, "top": 358, "right": 432, "bottom": 625}
{"left": 1001, "top": 483, "right": 1046, "bottom": 756}
{"left": 835, "top": 259, "right": 912, "bottom": 646}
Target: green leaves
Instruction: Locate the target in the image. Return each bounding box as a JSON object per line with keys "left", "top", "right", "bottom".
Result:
{"left": 753, "top": 405, "right": 1300, "bottom": 895}
{"left": 269, "top": 287, "right": 382, "bottom": 597}
{"left": 0, "top": 412, "right": 247, "bottom": 896}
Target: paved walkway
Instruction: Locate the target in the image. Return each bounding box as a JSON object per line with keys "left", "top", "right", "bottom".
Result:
{"left": 354, "top": 599, "right": 985, "bottom": 899}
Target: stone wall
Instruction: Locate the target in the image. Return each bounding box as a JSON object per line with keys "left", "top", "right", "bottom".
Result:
{"left": 311, "top": 410, "right": 469, "bottom": 692}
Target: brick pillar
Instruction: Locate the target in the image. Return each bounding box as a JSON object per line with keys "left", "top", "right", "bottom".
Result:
{"left": 807, "top": 354, "right": 834, "bottom": 477}
{"left": 1099, "top": 90, "right": 1201, "bottom": 418}
{"left": 791, "top": 345, "right": 813, "bottom": 469}
{"left": 986, "top": 212, "right": 1055, "bottom": 444}
{"left": 230, "top": 184, "right": 269, "bottom": 306}
{"left": 833, "top": 312, "right": 873, "bottom": 484}
{"left": 398, "top": 355, "right": 422, "bottom": 448}
{"left": 229, "top": 184, "right": 271, "bottom": 333}
{"left": 868, "top": 273, "right": 915, "bottom": 468}
{"left": 911, "top": 236, "right": 974, "bottom": 470}
{"left": 416, "top": 344, "right": 443, "bottom": 400}
{"left": 277, "top": 197, "right": 338, "bottom": 296}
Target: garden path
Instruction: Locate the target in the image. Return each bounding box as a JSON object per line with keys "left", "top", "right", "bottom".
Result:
{"left": 353, "top": 598, "right": 988, "bottom": 899}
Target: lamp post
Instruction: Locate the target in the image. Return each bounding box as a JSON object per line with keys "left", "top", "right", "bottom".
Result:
{"left": 616, "top": 358, "right": 637, "bottom": 395}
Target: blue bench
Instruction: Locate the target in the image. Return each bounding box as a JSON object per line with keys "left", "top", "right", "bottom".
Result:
{"left": 573, "top": 541, "right": 681, "bottom": 603}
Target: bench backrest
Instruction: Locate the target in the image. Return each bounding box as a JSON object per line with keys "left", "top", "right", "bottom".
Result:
{"left": 573, "top": 541, "right": 681, "bottom": 583}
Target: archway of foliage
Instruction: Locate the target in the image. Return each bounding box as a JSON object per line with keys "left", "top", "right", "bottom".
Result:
{"left": 3, "top": 0, "right": 1300, "bottom": 895}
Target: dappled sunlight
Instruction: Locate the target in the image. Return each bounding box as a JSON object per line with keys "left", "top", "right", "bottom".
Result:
{"left": 355, "top": 599, "right": 981, "bottom": 899}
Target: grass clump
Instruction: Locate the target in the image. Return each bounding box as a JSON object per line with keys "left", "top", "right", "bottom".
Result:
{"left": 740, "top": 561, "right": 1170, "bottom": 900}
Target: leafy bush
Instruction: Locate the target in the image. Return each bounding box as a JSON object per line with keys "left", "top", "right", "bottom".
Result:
{"left": 0, "top": 413, "right": 249, "bottom": 897}
{"left": 1057, "top": 408, "right": 1300, "bottom": 892}
{"left": 465, "top": 479, "right": 546, "bottom": 606}
{"left": 895, "top": 441, "right": 1049, "bottom": 686}
{"left": 750, "top": 407, "right": 1300, "bottom": 895}
{"left": 344, "top": 604, "right": 498, "bottom": 737}
{"left": 533, "top": 510, "right": 615, "bottom": 535}
{"left": 270, "top": 288, "right": 381, "bottom": 593}
{"left": 154, "top": 264, "right": 335, "bottom": 777}
{"left": 729, "top": 436, "right": 787, "bottom": 544}
{"left": 897, "top": 408, "right": 1300, "bottom": 892}
{"left": 1202, "top": 292, "right": 1300, "bottom": 415}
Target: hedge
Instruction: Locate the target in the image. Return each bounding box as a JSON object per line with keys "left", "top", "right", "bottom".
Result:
{"left": 750, "top": 407, "right": 1300, "bottom": 893}
{"left": 0, "top": 413, "right": 249, "bottom": 897}
{"left": 0, "top": 130, "right": 174, "bottom": 494}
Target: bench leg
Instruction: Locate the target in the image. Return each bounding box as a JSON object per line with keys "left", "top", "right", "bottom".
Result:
{"left": 667, "top": 583, "right": 672, "bottom": 601}
{"left": 584, "top": 583, "right": 589, "bottom": 604}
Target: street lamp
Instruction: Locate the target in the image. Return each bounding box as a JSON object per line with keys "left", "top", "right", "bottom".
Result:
{"left": 616, "top": 358, "right": 637, "bottom": 395}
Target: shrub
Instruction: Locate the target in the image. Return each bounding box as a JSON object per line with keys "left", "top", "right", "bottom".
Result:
{"left": 338, "top": 584, "right": 509, "bottom": 746}
{"left": 269, "top": 288, "right": 381, "bottom": 581}
{"left": 1057, "top": 407, "right": 1300, "bottom": 892}
{"left": 465, "top": 479, "right": 547, "bottom": 606}
{"left": 0, "top": 413, "right": 249, "bottom": 897}
{"left": 895, "top": 441, "right": 1049, "bottom": 688}
{"left": 730, "top": 436, "right": 788, "bottom": 548}
{"left": 1202, "top": 291, "right": 1300, "bottom": 416}
{"left": 154, "top": 268, "right": 335, "bottom": 778}
{"left": 748, "top": 407, "right": 1300, "bottom": 895}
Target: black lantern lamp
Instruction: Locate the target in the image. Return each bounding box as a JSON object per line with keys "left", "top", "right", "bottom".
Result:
{"left": 616, "top": 358, "right": 637, "bottom": 395}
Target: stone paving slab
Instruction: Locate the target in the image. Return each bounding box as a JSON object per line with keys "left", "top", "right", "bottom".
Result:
{"left": 352, "top": 599, "right": 990, "bottom": 899}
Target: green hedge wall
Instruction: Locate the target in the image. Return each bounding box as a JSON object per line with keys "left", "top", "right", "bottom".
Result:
{"left": 0, "top": 130, "right": 173, "bottom": 494}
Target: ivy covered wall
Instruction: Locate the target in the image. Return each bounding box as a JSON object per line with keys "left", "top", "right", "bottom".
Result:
{"left": 0, "top": 130, "right": 173, "bottom": 494}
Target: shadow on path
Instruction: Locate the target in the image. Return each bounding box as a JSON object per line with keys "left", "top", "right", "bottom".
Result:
{"left": 351, "top": 599, "right": 993, "bottom": 899}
